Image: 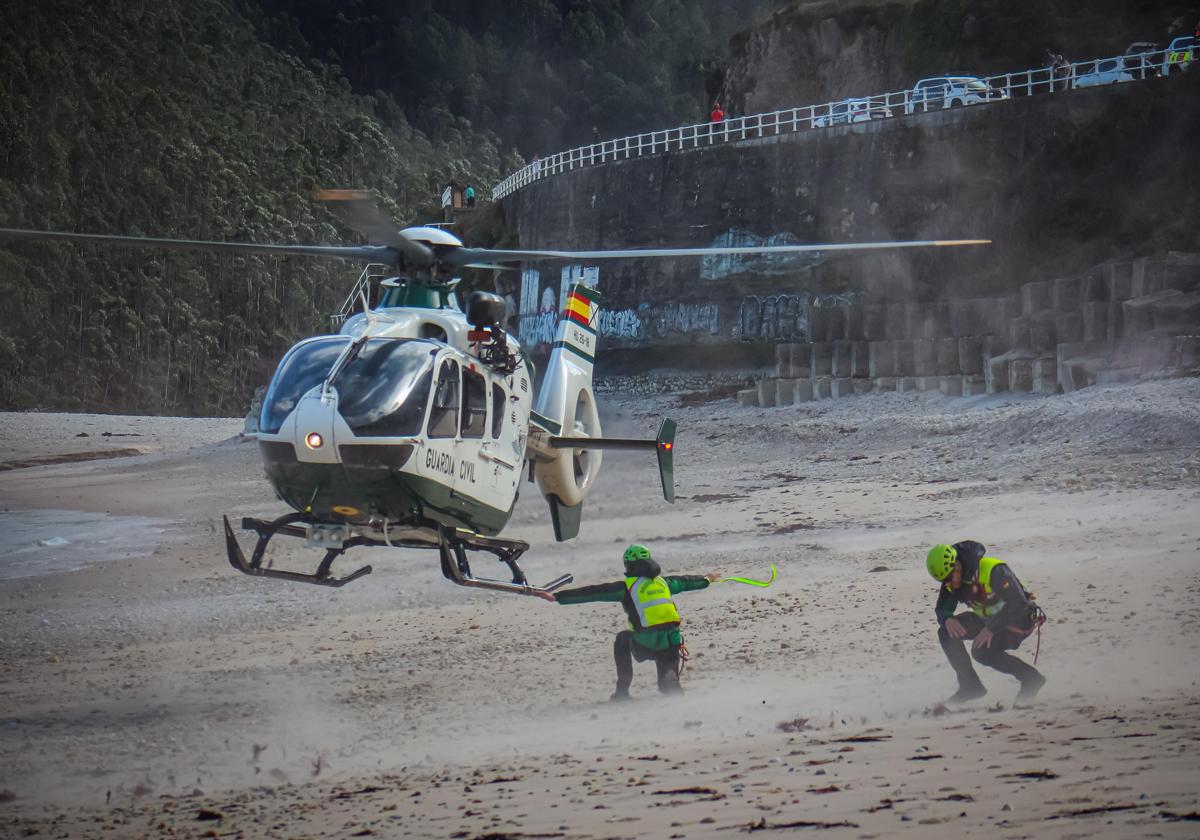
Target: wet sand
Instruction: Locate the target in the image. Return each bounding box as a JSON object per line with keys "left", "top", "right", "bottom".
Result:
{"left": 1, "top": 379, "right": 1198, "bottom": 838}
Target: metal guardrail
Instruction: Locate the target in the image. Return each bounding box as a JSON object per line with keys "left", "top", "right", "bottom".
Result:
{"left": 331, "top": 262, "right": 389, "bottom": 327}
{"left": 491, "top": 45, "right": 1191, "bottom": 201}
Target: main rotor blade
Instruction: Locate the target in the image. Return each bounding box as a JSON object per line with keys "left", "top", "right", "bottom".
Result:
{"left": 0, "top": 228, "right": 397, "bottom": 263}
{"left": 454, "top": 239, "right": 990, "bottom": 263}
{"left": 314, "top": 189, "right": 434, "bottom": 268}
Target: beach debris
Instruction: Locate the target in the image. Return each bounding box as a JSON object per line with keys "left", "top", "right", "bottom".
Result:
{"left": 195, "top": 809, "right": 223, "bottom": 821}
{"left": 746, "top": 816, "right": 859, "bottom": 831}
{"left": 776, "top": 717, "right": 811, "bottom": 733}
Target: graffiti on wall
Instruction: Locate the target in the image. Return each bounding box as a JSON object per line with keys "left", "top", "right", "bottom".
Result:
{"left": 736, "top": 291, "right": 861, "bottom": 341}
{"left": 519, "top": 265, "right": 603, "bottom": 347}
{"left": 701, "top": 229, "right": 821, "bottom": 281}
{"left": 593, "top": 302, "right": 721, "bottom": 342}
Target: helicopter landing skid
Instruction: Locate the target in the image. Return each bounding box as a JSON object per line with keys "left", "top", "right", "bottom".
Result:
{"left": 437, "top": 527, "right": 573, "bottom": 597}
{"left": 224, "top": 513, "right": 376, "bottom": 588}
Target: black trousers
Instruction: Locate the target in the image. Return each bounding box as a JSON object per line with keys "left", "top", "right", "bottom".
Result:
{"left": 938, "top": 612, "right": 1039, "bottom": 687}
{"left": 614, "top": 630, "right": 680, "bottom": 693}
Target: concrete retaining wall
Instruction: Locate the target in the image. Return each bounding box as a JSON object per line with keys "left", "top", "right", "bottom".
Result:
{"left": 738, "top": 255, "right": 1200, "bottom": 406}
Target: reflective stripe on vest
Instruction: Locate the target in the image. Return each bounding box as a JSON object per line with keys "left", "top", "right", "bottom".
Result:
{"left": 625, "top": 576, "right": 681, "bottom": 630}
{"left": 967, "top": 556, "right": 1006, "bottom": 618}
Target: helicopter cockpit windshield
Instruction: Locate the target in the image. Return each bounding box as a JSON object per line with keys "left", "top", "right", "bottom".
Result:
{"left": 261, "top": 337, "right": 436, "bottom": 437}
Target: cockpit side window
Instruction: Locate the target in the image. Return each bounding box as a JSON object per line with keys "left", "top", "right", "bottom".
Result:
{"left": 428, "top": 359, "right": 460, "bottom": 438}
{"left": 461, "top": 369, "right": 488, "bottom": 438}
{"left": 260, "top": 337, "right": 348, "bottom": 434}
{"left": 490, "top": 383, "right": 506, "bottom": 439}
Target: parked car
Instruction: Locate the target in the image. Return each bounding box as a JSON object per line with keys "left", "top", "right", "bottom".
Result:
{"left": 812, "top": 97, "right": 894, "bottom": 127}
{"left": 1074, "top": 57, "right": 1135, "bottom": 88}
{"left": 1163, "top": 35, "right": 1195, "bottom": 75}
{"left": 905, "top": 76, "right": 1008, "bottom": 113}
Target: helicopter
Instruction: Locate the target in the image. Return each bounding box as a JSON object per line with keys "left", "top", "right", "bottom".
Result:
{"left": 0, "top": 190, "right": 989, "bottom": 597}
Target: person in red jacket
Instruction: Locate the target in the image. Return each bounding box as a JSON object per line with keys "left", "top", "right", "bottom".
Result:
{"left": 710, "top": 101, "right": 725, "bottom": 122}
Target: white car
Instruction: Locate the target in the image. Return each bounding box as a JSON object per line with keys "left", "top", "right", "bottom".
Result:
{"left": 812, "top": 97, "right": 894, "bottom": 127}
{"left": 905, "top": 76, "right": 1008, "bottom": 114}
{"left": 1074, "top": 57, "right": 1135, "bottom": 88}
{"left": 1163, "top": 35, "right": 1195, "bottom": 75}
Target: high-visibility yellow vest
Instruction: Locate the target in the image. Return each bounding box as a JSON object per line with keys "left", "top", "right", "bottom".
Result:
{"left": 625, "top": 575, "right": 681, "bottom": 630}
{"left": 964, "top": 556, "right": 1007, "bottom": 618}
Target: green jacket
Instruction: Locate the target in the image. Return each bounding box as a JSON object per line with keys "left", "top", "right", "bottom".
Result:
{"left": 555, "top": 575, "right": 710, "bottom": 651}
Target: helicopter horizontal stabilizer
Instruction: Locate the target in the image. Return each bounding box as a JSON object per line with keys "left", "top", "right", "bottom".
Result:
{"left": 546, "top": 417, "right": 676, "bottom": 503}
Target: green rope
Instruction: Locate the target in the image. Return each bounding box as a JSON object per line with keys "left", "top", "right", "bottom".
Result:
{"left": 719, "top": 563, "right": 777, "bottom": 587}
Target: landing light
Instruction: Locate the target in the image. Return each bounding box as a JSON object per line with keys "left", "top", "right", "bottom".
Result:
{"left": 305, "top": 432, "right": 324, "bottom": 449}
{"left": 659, "top": 442, "right": 673, "bottom": 451}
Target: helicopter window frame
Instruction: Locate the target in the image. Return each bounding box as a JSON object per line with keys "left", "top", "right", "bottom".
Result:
{"left": 427, "top": 358, "right": 461, "bottom": 439}
{"left": 461, "top": 367, "right": 488, "bottom": 439}
{"left": 490, "top": 383, "right": 506, "bottom": 439}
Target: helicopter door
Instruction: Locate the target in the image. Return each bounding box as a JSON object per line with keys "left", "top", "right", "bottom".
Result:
{"left": 425, "top": 357, "right": 461, "bottom": 495}
{"left": 459, "top": 366, "right": 489, "bottom": 499}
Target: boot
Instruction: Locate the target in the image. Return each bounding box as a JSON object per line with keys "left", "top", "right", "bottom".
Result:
{"left": 944, "top": 681, "right": 987, "bottom": 705}
{"left": 1015, "top": 672, "right": 1046, "bottom": 705}
{"left": 658, "top": 669, "right": 684, "bottom": 696}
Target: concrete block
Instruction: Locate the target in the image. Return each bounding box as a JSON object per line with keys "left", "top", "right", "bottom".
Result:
{"left": 1052, "top": 276, "right": 1082, "bottom": 312}
{"left": 850, "top": 341, "right": 870, "bottom": 378}
{"left": 1095, "top": 368, "right": 1140, "bottom": 385}
{"left": 776, "top": 379, "right": 796, "bottom": 407}
{"left": 1081, "top": 272, "right": 1106, "bottom": 302}
{"left": 736, "top": 388, "right": 758, "bottom": 407}
{"left": 912, "top": 339, "right": 936, "bottom": 376}
{"left": 862, "top": 304, "right": 887, "bottom": 340}
{"left": 1033, "top": 358, "right": 1060, "bottom": 394}
{"left": 1007, "top": 316, "right": 1032, "bottom": 350}
{"left": 1122, "top": 290, "right": 1178, "bottom": 337}
{"left": 1107, "top": 265, "right": 1132, "bottom": 304}
{"left": 922, "top": 302, "right": 951, "bottom": 339}
{"left": 1177, "top": 335, "right": 1200, "bottom": 368}
{"left": 918, "top": 376, "right": 940, "bottom": 391}
{"left": 844, "top": 304, "right": 865, "bottom": 341}
{"left": 1021, "top": 280, "right": 1051, "bottom": 315}
{"left": 961, "top": 375, "right": 986, "bottom": 396}
{"left": 775, "top": 343, "right": 793, "bottom": 378}
{"left": 1082, "top": 301, "right": 1109, "bottom": 343}
{"left": 793, "top": 378, "right": 814, "bottom": 403}
{"left": 1030, "top": 313, "right": 1057, "bottom": 354}
{"left": 813, "top": 377, "right": 833, "bottom": 400}
{"left": 1134, "top": 334, "right": 1177, "bottom": 370}
{"left": 811, "top": 342, "right": 832, "bottom": 377}
{"left": 893, "top": 340, "right": 916, "bottom": 377}
{"left": 853, "top": 379, "right": 874, "bottom": 395}
{"left": 756, "top": 379, "right": 777, "bottom": 407}
{"left": 874, "top": 377, "right": 897, "bottom": 392}
{"left": 937, "top": 337, "right": 960, "bottom": 374}
{"left": 896, "top": 376, "right": 919, "bottom": 393}
{"left": 958, "top": 337, "right": 986, "bottom": 375}
{"left": 1008, "top": 358, "right": 1035, "bottom": 392}
{"left": 1130, "top": 257, "right": 1157, "bottom": 298}
{"left": 1107, "top": 298, "right": 1126, "bottom": 344}
{"left": 868, "top": 341, "right": 895, "bottom": 378}
{"left": 986, "top": 355, "right": 1009, "bottom": 393}
{"left": 948, "top": 299, "right": 973, "bottom": 338}
{"left": 832, "top": 378, "right": 855, "bottom": 399}
{"left": 1151, "top": 291, "right": 1200, "bottom": 332}
{"left": 789, "top": 343, "right": 812, "bottom": 379}
{"left": 831, "top": 340, "right": 854, "bottom": 378}
{"left": 1055, "top": 312, "right": 1083, "bottom": 344}
{"left": 982, "top": 297, "right": 1012, "bottom": 337}
{"left": 939, "top": 375, "right": 963, "bottom": 397}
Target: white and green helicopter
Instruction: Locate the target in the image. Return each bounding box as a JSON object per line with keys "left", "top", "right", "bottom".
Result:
{"left": 0, "top": 192, "right": 987, "bottom": 596}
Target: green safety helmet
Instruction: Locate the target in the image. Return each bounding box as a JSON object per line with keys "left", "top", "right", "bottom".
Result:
{"left": 926, "top": 544, "right": 958, "bottom": 581}
{"left": 623, "top": 544, "right": 652, "bottom": 566}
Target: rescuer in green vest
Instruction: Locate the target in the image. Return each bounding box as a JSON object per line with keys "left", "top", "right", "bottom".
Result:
{"left": 534, "top": 544, "right": 718, "bottom": 700}
{"left": 927, "top": 541, "right": 1047, "bottom": 705}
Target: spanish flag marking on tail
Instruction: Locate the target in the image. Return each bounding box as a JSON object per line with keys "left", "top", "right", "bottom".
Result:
{"left": 553, "top": 283, "right": 600, "bottom": 364}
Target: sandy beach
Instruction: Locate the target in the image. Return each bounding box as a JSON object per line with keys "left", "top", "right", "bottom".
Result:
{"left": 2, "top": 378, "right": 1199, "bottom": 838}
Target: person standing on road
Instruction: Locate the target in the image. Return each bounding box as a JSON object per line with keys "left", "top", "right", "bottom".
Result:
{"left": 926, "top": 541, "right": 1047, "bottom": 706}
{"left": 534, "top": 544, "right": 719, "bottom": 701}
